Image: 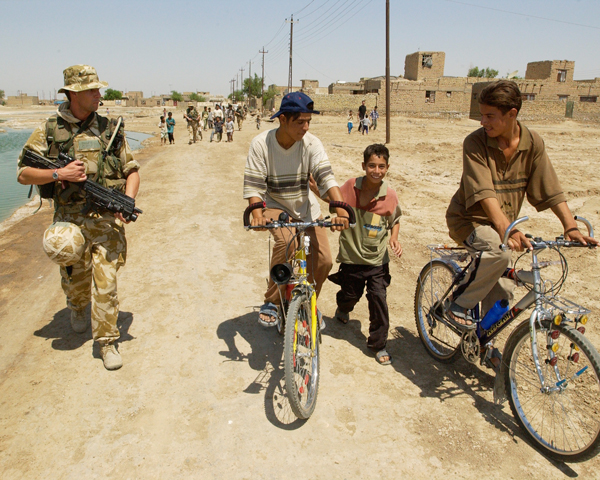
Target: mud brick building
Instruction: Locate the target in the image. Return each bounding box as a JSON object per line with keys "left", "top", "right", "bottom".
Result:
{"left": 276, "top": 51, "right": 600, "bottom": 122}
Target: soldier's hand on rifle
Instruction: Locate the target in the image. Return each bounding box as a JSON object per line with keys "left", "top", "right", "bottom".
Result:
{"left": 60, "top": 160, "right": 87, "bottom": 183}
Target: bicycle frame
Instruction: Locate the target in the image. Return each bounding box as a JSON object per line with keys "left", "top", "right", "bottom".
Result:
{"left": 428, "top": 216, "right": 593, "bottom": 381}
{"left": 289, "top": 234, "right": 319, "bottom": 352}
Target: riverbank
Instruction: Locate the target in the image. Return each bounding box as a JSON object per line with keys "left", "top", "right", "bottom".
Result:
{"left": 1, "top": 112, "right": 600, "bottom": 478}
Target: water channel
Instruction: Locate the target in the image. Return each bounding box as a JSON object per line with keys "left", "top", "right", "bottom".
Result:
{"left": 0, "top": 127, "right": 152, "bottom": 223}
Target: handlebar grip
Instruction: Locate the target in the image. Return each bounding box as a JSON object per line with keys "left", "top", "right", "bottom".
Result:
{"left": 243, "top": 201, "right": 266, "bottom": 227}
{"left": 329, "top": 201, "right": 356, "bottom": 225}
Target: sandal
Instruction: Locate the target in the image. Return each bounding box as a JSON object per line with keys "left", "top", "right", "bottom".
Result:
{"left": 334, "top": 308, "right": 349, "bottom": 324}
{"left": 375, "top": 349, "right": 392, "bottom": 365}
{"left": 442, "top": 299, "right": 477, "bottom": 331}
{"left": 258, "top": 302, "right": 279, "bottom": 327}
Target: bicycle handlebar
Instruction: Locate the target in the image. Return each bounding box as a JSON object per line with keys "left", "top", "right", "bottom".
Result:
{"left": 243, "top": 200, "right": 356, "bottom": 228}
{"left": 501, "top": 216, "right": 596, "bottom": 250}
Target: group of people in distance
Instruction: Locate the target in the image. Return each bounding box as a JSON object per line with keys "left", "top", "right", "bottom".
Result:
{"left": 244, "top": 81, "right": 597, "bottom": 366}
{"left": 14, "top": 62, "right": 597, "bottom": 371}
{"left": 158, "top": 103, "right": 248, "bottom": 145}
{"left": 347, "top": 101, "right": 379, "bottom": 134}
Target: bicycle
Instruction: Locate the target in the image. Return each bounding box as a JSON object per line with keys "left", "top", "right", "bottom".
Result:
{"left": 243, "top": 201, "right": 355, "bottom": 419}
{"left": 414, "top": 215, "right": 600, "bottom": 462}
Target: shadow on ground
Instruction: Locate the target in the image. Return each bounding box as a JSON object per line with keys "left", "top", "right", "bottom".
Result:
{"left": 33, "top": 306, "right": 135, "bottom": 351}
{"left": 217, "top": 311, "right": 306, "bottom": 430}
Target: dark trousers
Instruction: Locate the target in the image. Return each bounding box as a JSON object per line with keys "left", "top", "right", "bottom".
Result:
{"left": 168, "top": 132, "right": 174, "bottom": 144}
{"left": 331, "top": 263, "right": 391, "bottom": 350}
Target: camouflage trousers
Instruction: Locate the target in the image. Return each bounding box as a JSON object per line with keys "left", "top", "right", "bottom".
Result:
{"left": 56, "top": 210, "right": 127, "bottom": 343}
{"left": 236, "top": 117, "right": 243, "bottom": 130}
{"left": 188, "top": 123, "right": 201, "bottom": 142}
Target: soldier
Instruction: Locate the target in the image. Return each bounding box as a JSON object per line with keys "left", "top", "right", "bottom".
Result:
{"left": 184, "top": 104, "right": 201, "bottom": 143}
{"left": 235, "top": 105, "right": 245, "bottom": 131}
{"left": 17, "top": 64, "right": 141, "bottom": 370}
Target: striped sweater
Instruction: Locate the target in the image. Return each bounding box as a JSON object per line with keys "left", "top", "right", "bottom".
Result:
{"left": 243, "top": 129, "right": 338, "bottom": 221}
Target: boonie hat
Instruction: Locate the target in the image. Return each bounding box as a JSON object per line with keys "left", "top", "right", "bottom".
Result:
{"left": 270, "top": 92, "right": 320, "bottom": 119}
{"left": 58, "top": 65, "right": 109, "bottom": 94}
{"left": 42, "top": 222, "right": 86, "bottom": 266}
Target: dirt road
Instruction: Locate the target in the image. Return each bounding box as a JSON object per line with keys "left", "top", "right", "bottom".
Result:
{"left": 1, "top": 109, "right": 600, "bottom": 478}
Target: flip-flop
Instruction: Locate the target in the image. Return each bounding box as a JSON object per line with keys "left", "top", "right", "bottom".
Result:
{"left": 441, "top": 299, "right": 477, "bottom": 331}
{"left": 375, "top": 349, "right": 392, "bottom": 365}
{"left": 258, "top": 302, "right": 278, "bottom": 327}
{"left": 334, "top": 308, "right": 349, "bottom": 324}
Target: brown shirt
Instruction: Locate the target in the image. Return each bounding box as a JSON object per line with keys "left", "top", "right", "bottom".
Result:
{"left": 446, "top": 122, "right": 566, "bottom": 243}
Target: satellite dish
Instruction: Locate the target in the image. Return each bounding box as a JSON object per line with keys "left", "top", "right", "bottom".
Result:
{"left": 507, "top": 70, "right": 519, "bottom": 79}
{"left": 424, "top": 57, "right": 433, "bottom": 68}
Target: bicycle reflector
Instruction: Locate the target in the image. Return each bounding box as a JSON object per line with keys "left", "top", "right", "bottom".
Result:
{"left": 270, "top": 263, "right": 293, "bottom": 285}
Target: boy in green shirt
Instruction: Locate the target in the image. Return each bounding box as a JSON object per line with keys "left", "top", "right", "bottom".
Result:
{"left": 329, "top": 144, "right": 402, "bottom": 365}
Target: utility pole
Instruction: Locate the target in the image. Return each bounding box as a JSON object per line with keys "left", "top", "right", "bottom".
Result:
{"left": 239, "top": 67, "right": 245, "bottom": 100}
{"left": 230, "top": 79, "right": 235, "bottom": 99}
{"left": 385, "top": 0, "right": 391, "bottom": 144}
{"left": 248, "top": 60, "right": 252, "bottom": 102}
{"left": 287, "top": 15, "right": 298, "bottom": 93}
{"left": 260, "top": 47, "right": 268, "bottom": 101}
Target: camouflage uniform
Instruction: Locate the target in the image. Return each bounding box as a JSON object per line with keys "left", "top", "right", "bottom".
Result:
{"left": 17, "top": 81, "right": 140, "bottom": 345}
{"left": 235, "top": 107, "right": 244, "bottom": 131}
{"left": 185, "top": 106, "right": 201, "bottom": 143}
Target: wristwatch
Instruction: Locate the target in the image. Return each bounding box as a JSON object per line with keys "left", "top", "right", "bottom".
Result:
{"left": 52, "top": 169, "right": 59, "bottom": 180}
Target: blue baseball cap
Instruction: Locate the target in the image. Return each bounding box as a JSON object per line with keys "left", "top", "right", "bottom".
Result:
{"left": 270, "top": 91, "right": 320, "bottom": 119}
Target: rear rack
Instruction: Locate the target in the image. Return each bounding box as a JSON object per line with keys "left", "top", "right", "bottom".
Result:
{"left": 427, "top": 244, "right": 470, "bottom": 263}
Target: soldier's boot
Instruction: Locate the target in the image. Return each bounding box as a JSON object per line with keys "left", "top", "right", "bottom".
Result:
{"left": 100, "top": 342, "right": 123, "bottom": 370}
{"left": 70, "top": 309, "right": 88, "bottom": 333}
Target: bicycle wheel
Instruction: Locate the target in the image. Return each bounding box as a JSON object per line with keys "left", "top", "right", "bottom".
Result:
{"left": 284, "top": 293, "right": 320, "bottom": 419}
{"left": 504, "top": 319, "right": 600, "bottom": 462}
{"left": 414, "top": 260, "right": 462, "bottom": 363}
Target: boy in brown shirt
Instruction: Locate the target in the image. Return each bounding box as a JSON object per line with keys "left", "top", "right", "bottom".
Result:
{"left": 444, "top": 80, "right": 597, "bottom": 329}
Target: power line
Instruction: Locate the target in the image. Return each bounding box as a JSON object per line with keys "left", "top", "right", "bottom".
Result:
{"left": 293, "top": 0, "right": 315, "bottom": 16}
{"left": 296, "top": 0, "right": 374, "bottom": 50}
{"left": 295, "top": 0, "right": 332, "bottom": 19}
{"left": 294, "top": 0, "right": 363, "bottom": 47}
{"left": 294, "top": 51, "right": 335, "bottom": 81}
{"left": 441, "top": 0, "right": 600, "bottom": 30}
{"left": 292, "top": 0, "right": 348, "bottom": 43}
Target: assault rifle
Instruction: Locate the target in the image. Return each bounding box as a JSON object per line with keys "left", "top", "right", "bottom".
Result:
{"left": 21, "top": 149, "right": 143, "bottom": 222}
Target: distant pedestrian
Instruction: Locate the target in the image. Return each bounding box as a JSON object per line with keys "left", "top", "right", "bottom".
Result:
{"left": 235, "top": 105, "right": 245, "bottom": 130}
{"left": 163, "top": 107, "right": 167, "bottom": 119}
{"left": 361, "top": 115, "right": 370, "bottom": 135}
{"left": 226, "top": 116, "right": 234, "bottom": 142}
{"left": 201, "top": 106, "right": 209, "bottom": 131}
{"left": 158, "top": 115, "right": 168, "bottom": 145}
{"left": 358, "top": 100, "right": 367, "bottom": 133}
{"left": 106, "top": 107, "right": 110, "bottom": 116}
{"left": 207, "top": 107, "right": 214, "bottom": 129}
{"left": 347, "top": 110, "right": 354, "bottom": 134}
{"left": 166, "top": 111, "right": 176, "bottom": 144}
{"left": 370, "top": 106, "right": 379, "bottom": 131}
{"left": 211, "top": 117, "right": 223, "bottom": 142}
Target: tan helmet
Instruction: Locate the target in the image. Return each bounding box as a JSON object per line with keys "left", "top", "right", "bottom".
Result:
{"left": 42, "top": 222, "right": 86, "bottom": 266}
{"left": 58, "top": 65, "right": 109, "bottom": 94}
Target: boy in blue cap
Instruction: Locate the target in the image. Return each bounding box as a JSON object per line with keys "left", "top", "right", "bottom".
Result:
{"left": 243, "top": 92, "right": 349, "bottom": 326}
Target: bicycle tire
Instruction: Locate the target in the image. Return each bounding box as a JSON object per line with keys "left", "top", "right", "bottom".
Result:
{"left": 284, "top": 293, "right": 320, "bottom": 419}
{"left": 504, "top": 319, "right": 600, "bottom": 462}
{"left": 414, "top": 260, "right": 462, "bottom": 363}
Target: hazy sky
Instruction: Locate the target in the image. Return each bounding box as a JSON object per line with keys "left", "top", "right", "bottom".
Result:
{"left": 1, "top": 0, "right": 599, "bottom": 99}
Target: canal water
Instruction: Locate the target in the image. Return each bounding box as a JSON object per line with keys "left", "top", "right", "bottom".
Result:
{"left": 0, "top": 128, "right": 152, "bottom": 224}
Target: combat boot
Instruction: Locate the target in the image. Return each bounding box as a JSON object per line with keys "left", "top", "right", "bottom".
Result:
{"left": 100, "top": 342, "right": 123, "bottom": 370}
{"left": 70, "top": 309, "right": 88, "bottom": 333}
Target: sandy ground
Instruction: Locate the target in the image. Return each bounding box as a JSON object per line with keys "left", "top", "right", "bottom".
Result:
{"left": 1, "top": 106, "right": 600, "bottom": 479}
